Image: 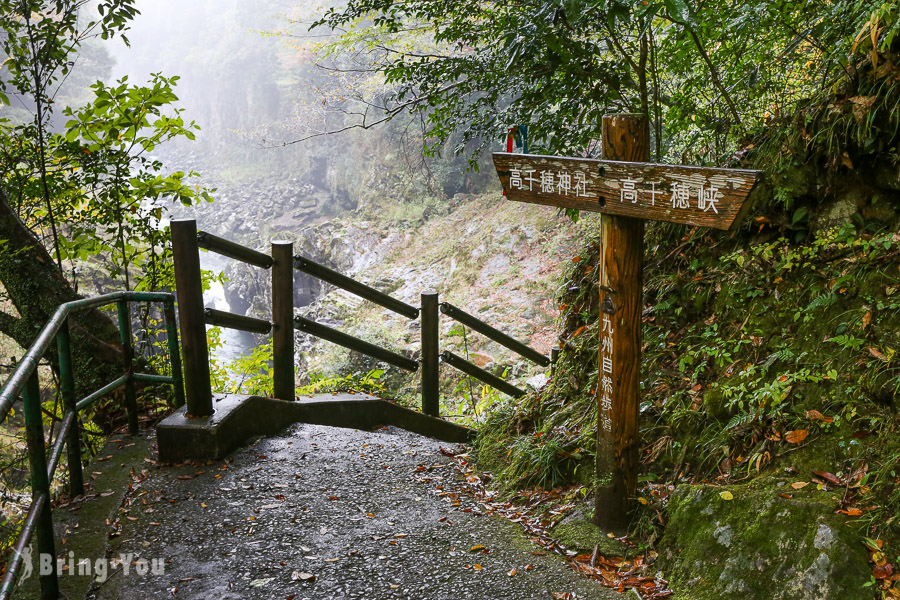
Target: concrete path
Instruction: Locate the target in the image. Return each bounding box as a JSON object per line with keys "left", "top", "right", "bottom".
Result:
{"left": 83, "top": 423, "right": 615, "bottom": 600}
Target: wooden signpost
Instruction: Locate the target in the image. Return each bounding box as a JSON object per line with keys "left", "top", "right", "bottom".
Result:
{"left": 493, "top": 114, "right": 761, "bottom": 530}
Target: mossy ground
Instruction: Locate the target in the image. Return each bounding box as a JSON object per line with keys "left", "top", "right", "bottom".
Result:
{"left": 471, "top": 209, "right": 900, "bottom": 596}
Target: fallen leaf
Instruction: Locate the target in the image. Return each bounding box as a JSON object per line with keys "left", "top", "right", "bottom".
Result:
{"left": 812, "top": 470, "right": 842, "bottom": 486}
{"left": 784, "top": 430, "right": 808, "bottom": 444}
{"left": 291, "top": 571, "right": 316, "bottom": 582}
{"left": 250, "top": 578, "right": 273, "bottom": 587}
{"left": 473, "top": 564, "right": 483, "bottom": 571}
{"left": 791, "top": 481, "right": 809, "bottom": 489}
{"left": 869, "top": 347, "right": 889, "bottom": 361}
{"left": 470, "top": 545, "right": 486, "bottom": 552}
{"left": 862, "top": 537, "right": 882, "bottom": 552}
{"left": 874, "top": 563, "right": 893, "bottom": 579}
{"left": 508, "top": 568, "right": 517, "bottom": 577}
{"left": 719, "top": 491, "right": 734, "bottom": 501}
{"left": 837, "top": 508, "right": 863, "bottom": 516}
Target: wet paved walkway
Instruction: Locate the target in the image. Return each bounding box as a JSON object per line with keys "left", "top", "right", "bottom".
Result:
{"left": 88, "top": 424, "right": 615, "bottom": 600}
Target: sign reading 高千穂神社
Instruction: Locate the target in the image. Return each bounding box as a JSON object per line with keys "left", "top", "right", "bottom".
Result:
{"left": 492, "top": 153, "right": 760, "bottom": 230}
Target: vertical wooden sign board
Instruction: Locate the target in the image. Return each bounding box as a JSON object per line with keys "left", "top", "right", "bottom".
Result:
{"left": 493, "top": 114, "right": 760, "bottom": 531}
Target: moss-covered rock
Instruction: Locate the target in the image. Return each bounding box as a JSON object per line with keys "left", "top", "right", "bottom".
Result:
{"left": 658, "top": 482, "right": 870, "bottom": 600}
{"left": 552, "top": 507, "right": 627, "bottom": 556}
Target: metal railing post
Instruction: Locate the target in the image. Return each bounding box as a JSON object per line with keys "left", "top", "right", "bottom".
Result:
{"left": 117, "top": 300, "right": 138, "bottom": 434}
{"left": 56, "top": 319, "right": 83, "bottom": 496}
{"left": 163, "top": 300, "right": 186, "bottom": 408}
{"left": 171, "top": 219, "right": 213, "bottom": 417}
{"left": 421, "top": 290, "right": 440, "bottom": 416}
{"left": 23, "top": 371, "right": 59, "bottom": 599}
{"left": 272, "top": 241, "right": 294, "bottom": 400}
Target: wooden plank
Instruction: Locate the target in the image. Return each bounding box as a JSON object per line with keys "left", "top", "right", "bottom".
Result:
{"left": 492, "top": 152, "right": 761, "bottom": 229}
{"left": 594, "top": 114, "right": 646, "bottom": 532}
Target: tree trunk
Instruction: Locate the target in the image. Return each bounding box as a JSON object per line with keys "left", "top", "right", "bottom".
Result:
{"left": 0, "top": 187, "right": 124, "bottom": 408}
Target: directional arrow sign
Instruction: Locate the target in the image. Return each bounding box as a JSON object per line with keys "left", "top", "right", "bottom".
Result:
{"left": 492, "top": 152, "right": 761, "bottom": 230}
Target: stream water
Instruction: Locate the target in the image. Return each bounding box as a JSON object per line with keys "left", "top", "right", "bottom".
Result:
{"left": 198, "top": 251, "right": 257, "bottom": 365}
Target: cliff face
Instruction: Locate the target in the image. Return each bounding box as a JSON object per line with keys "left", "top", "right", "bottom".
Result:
{"left": 206, "top": 190, "right": 589, "bottom": 397}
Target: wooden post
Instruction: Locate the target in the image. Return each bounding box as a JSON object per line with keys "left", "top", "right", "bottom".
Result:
{"left": 594, "top": 114, "right": 648, "bottom": 531}
{"left": 171, "top": 219, "right": 213, "bottom": 417}
{"left": 420, "top": 290, "right": 440, "bottom": 416}
{"left": 491, "top": 114, "right": 760, "bottom": 530}
{"left": 272, "top": 240, "right": 295, "bottom": 401}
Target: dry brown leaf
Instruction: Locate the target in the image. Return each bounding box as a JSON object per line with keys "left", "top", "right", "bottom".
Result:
{"left": 812, "top": 470, "right": 842, "bottom": 486}
{"left": 791, "top": 481, "right": 809, "bottom": 490}
{"left": 785, "top": 430, "right": 808, "bottom": 444}
{"left": 869, "top": 347, "right": 889, "bottom": 361}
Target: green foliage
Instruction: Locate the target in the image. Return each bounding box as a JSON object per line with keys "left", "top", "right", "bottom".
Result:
{"left": 296, "top": 369, "right": 387, "bottom": 397}
{"left": 0, "top": 1, "right": 211, "bottom": 299}
{"left": 60, "top": 74, "right": 213, "bottom": 290}
{"left": 313, "top": 0, "right": 884, "bottom": 166}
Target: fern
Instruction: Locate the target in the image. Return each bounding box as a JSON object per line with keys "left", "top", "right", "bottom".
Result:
{"left": 761, "top": 349, "right": 795, "bottom": 370}
{"left": 795, "top": 292, "right": 837, "bottom": 322}
{"left": 725, "top": 411, "right": 756, "bottom": 431}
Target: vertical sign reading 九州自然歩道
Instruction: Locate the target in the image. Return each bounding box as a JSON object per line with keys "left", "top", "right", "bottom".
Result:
{"left": 492, "top": 114, "right": 761, "bottom": 531}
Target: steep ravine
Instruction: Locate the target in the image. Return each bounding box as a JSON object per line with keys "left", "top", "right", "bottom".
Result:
{"left": 217, "top": 192, "right": 590, "bottom": 394}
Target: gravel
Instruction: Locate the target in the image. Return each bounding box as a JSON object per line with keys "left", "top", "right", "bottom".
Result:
{"left": 90, "top": 424, "right": 615, "bottom": 600}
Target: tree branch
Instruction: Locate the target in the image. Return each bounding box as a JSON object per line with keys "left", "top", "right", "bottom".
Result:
{"left": 686, "top": 28, "right": 743, "bottom": 129}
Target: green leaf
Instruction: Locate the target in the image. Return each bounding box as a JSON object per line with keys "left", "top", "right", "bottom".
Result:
{"left": 664, "top": 0, "right": 696, "bottom": 26}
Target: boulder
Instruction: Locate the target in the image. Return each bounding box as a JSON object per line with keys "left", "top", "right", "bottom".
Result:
{"left": 658, "top": 481, "right": 870, "bottom": 599}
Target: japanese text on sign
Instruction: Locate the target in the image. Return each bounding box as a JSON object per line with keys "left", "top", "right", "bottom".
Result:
{"left": 620, "top": 180, "right": 720, "bottom": 213}
{"left": 508, "top": 165, "right": 725, "bottom": 214}
{"left": 599, "top": 313, "right": 614, "bottom": 433}
{"left": 509, "top": 168, "right": 589, "bottom": 198}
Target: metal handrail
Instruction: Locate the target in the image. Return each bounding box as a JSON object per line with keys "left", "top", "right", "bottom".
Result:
{"left": 0, "top": 291, "right": 184, "bottom": 600}
{"left": 0, "top": 291, "right": 177, "bottom": 420}
{"left": 439, "top": 302, "right": 550, "bottom": 367}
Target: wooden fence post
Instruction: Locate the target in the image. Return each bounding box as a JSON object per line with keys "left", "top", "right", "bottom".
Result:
{"left": 594, "top": 114, "right": 648, "bottom": 531}
{"left": 420, "top": 290, "right": 440, "bottom": 416}
{"left": 272, "top": 240, "right": 295, "bottom": 400}
{"left": 171, "top": 219, "right": 213, "bottom": 417}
